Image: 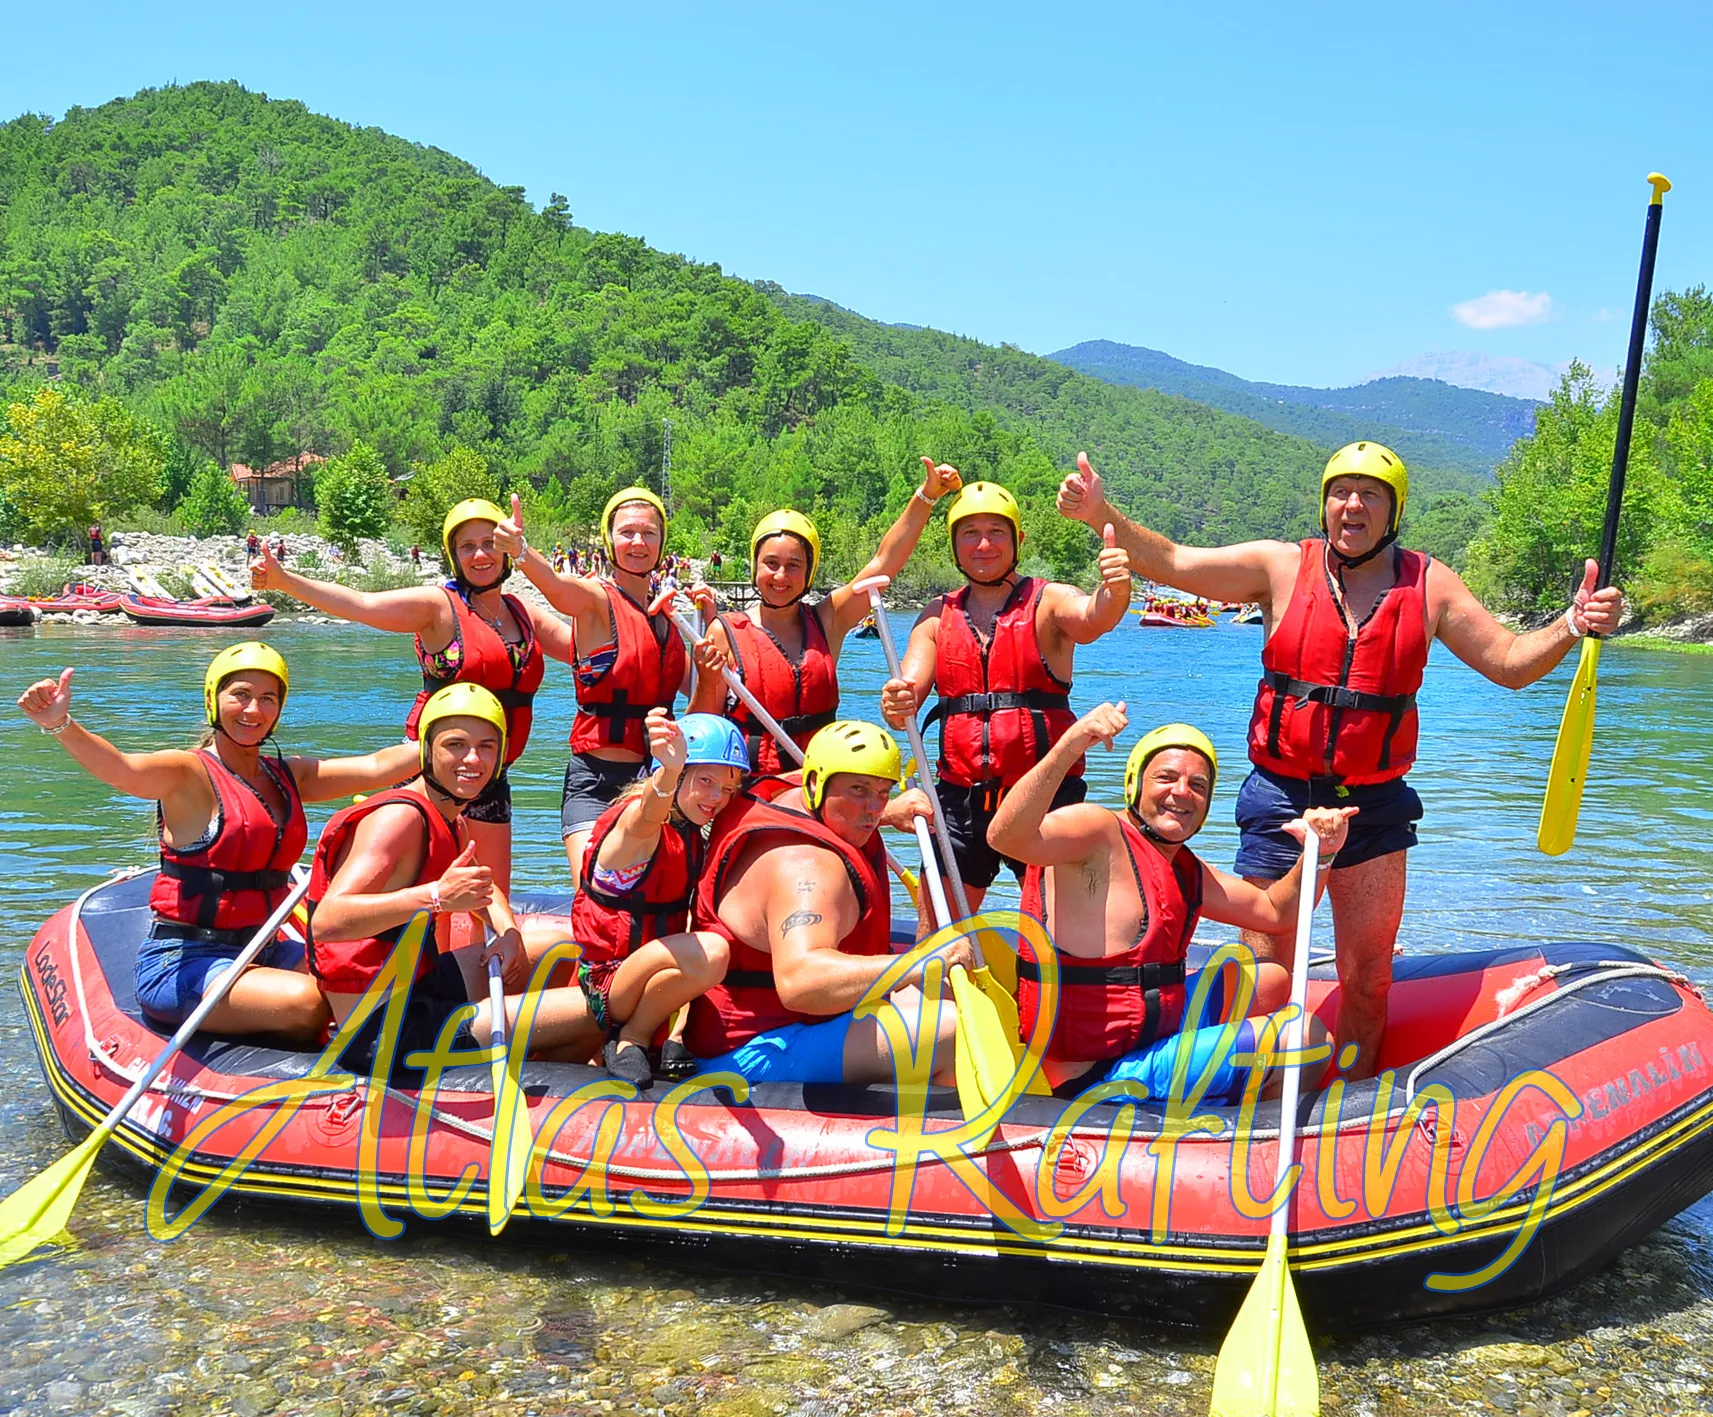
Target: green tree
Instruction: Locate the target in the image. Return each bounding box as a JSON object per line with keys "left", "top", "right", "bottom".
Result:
{"left": 316, "top": 441, "right": 394, "bottom": 553}
{"left": 178, "top": 460, "right": 249, "bottom": 536}
{"left": 0, "top": 386, "right": 163, "bottom": 545}
{"left": 399, "top": 445, "right": 503, "bottom": 564}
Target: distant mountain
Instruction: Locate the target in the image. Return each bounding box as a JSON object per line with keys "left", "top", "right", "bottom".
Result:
{"left": 1365, "top": 351, "right": 1568, "bottom": 402}
{"left": 1049, "top": 340, "right": 1540, "bottom": 479}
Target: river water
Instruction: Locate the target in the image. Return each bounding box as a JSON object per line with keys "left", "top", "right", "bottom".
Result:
{"left": 2, "top": 614, "right": 1711, "bottom": 1417}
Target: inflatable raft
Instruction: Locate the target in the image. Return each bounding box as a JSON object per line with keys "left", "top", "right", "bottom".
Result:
{"left": 118, "top": 594, "right": 275, "bottom": 628}
{"left": 22, "top": 871, "right": 1713, "bottom": 1330}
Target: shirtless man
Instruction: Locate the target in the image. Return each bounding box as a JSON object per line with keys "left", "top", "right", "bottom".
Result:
{"left": 1059, "top": 443, "right": 1622, "bottom": 1077}
{"left": 988, "top": 703, "right": 1351, "bottom": 1100}
{"left": 684, "top": 721, "right": 974, "bottom": 1086}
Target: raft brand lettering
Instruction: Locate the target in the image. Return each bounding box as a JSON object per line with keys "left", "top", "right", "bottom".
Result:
{"left": 33, "top": 943, "right": 70, "bottom": 1027}
{"left": 147, "top": 912, "right": 1591, "bottom": 1293}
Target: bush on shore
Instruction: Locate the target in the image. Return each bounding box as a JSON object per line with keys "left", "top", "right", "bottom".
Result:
{"left": 6, "top": 557, "right": 85, "bottom": 598}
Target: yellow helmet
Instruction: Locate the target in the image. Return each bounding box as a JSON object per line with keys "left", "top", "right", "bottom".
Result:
{"left": 1321, "top": 442, "right": 1408, "bottom": 536}
{"left": 417, "top": 682, "right": 508, "bottom": 774}
{"left": 1124, "top": 724, "right": 1218, "bottom": 810}
{"left": 750, "top": 509, "right": 822, "bottom": 586}
{"left": 601, "top": 486, "right": 669, "bottom": 563}
{"left": 204, "top": 643, "right": 289, "bottom": 728}
{"left": 442, "top": 498, "right": 511, "bottom": 583}
{"left": 802, "top": 720, "right": 903, "bottom": 810}
{"left": 945, "top": 480, "right": 1021, "bottom": 547}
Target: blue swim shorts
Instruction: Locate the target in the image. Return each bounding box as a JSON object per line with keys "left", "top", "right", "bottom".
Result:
{"left": 1233, "top": 765, "right": 1423, "bottom": 881}
{"left": 1067, "top": 1016, "right": 1260, "bottom": 1107}
{"left": 697, "top": 1012, "right": 856, "bottom": 1085}
{"left": 134, "top": 921, "right": 307, "bottom": 1027}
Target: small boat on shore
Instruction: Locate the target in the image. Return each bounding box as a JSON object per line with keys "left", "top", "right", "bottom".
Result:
{"left": 118, "top": 594, "right": 274, "bottom": 629}
{"left": 0, "top": 596, "right": 36, "bottom": 626}
{"left": 25, "top": 583, "right": 124, "bottom": 615}
{"left": 24, "top": 871, "right": 1713, "bottom": 1330}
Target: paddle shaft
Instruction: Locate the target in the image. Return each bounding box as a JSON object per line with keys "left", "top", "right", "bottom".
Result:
{"left": 662, "top": 597, "right": 915, "bottom": 885}
{"left": 864, "top": 589, "right": 977, "bottom": 924}
{"left": 1595, "top": 179, "right": 1670, "bottom": 596}
{"left": 486, "top": 952, "right": 508, "bottom": 1052}
{"left": 1271, "top": 830, "right": 1319, "bottom": 1235}
{"left": 91, "top": 873, "right": 311, "bottom": 1151}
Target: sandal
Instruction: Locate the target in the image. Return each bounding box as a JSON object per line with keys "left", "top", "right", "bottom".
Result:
{"left": 603, "top": 1037, "right": 654, "bottom": 1091}
{"left": 657, "top": 1039, "right": 696, "bottom": 1081}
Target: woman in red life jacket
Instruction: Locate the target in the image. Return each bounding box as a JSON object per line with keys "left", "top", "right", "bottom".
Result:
{"left": 250, "top": 498, "right": 572, "bottom": 893}
{"left": 987, "top": 704, "right": 1352, "bottom": 1101}
{"left": 488, "top": 488, "right": 727, "bottom": 887}
{"left": 574, "top": 711, "right": 748, "bottom": 1089}
{"left": 880, "top": 473, "right": 1133, "bottom": 935}
{"left": 16, "top": 643, "right": 418, "bottom": 1041}
{"left": 686, "top": 460, "right": 962, "bottom": 774}
{"left": 306, "top": 684, "right": 597, "bottom": 1080}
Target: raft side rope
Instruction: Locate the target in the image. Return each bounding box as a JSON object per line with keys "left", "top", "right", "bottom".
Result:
{"left": 1404, "top": 961, "right": 1700, "bottom": 1105}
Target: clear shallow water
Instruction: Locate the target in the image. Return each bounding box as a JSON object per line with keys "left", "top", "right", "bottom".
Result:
{"left": 2, "top": 615, "right": 1712, "bottom": 1416}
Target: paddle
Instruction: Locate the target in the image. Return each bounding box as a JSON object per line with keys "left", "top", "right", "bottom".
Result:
{"left": 0, "top": 873, "right": 312, "bottom": 1269}
{"left": 855, "top": 575, "right": 1049, "bottom": 1097}
{"left": 1209, "top": 830, "right": 1320, "bottom": 1417}
{"left": 1538, "top": 172, "right": 1672, "bottom": 857}
{"left": 652, "top": 590, "right": 922, "bottom": 908}
{"left": 483, "top": 945, "right": 533, "bottom": 1235}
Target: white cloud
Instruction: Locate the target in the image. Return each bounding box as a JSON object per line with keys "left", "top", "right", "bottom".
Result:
{"left": 1451, "top": 289, "right": 1554, "bottom": 330}
{"left": 1592, "top": 307, "right": 1620, "bottom": 323}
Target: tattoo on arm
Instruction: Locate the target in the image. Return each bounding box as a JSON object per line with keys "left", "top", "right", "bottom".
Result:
{"left": 780, "top": 910, "right": 823, "bottom": 938}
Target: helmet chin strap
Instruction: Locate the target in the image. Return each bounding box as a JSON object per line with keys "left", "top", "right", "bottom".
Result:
{"left": 457, "top": 570, "right": 509, "bottom": 594}
{"left": 758, "top": 586, "right": 809, "bottom": 610}
{"left": 962, "top": 558, "right": 1018, "bottom": 589}
{"left": 1325, "top": 528, "right": 1398, "bottom": 570}
{"left": 1126, "top": 803, "right": 1199, "bottom": 846}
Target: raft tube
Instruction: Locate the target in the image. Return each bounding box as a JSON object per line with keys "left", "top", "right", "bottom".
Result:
{"left": 21, "top": 872, "right": 1713, "bottom": 1330}
{"left": 118, "top": 594, "right": 275, "bottom": 628}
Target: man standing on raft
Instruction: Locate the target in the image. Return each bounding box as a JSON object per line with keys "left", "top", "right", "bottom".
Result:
{"left": 685, "top": 721, "right": 971, "bottom": 1085}
{"left": 689, "top": 458, "right": 964, "bottom": 774}
{"left": 989, "top": 703, "right": 1351, "bottom": 1100}
{"left": 1058, "top": 442, "right": 1624, "bottom": 1077}
{"left": 879, "top": 474, "right": 1133, "bottom": 928}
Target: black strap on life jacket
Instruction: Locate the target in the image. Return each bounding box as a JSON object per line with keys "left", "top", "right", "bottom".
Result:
{"left": 419, "top": 675, "right": 535, "bottom": 709}
{"left": 1261, "top": 669, "right": 1416, "bottom": 772}
{"left": 157, "top": 862, "right": 293, "bottom": 929}
{"left": 723, "top": 968, "right": 777, "bottom": 990}
{"left": 1014, "top": 957, "right": 1187, "bottom": 989}
{"left": 925, "top": 688, "right": 1072, "bottom": 723}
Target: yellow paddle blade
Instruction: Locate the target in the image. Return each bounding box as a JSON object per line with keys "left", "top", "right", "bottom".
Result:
{"left": 487, "top": 1070, "right": 534, "bottom": 1235}
{"left": 950, "top": 966, "right": 1019, "bottom": 1148}
{"left": 898, "top": 867, "right": 921, "bottom": 911}
{"left": 1210, "top": 1231, "right": 1319, "bottom": 1417}
{"left": 1538, "top": 638, "right": 1602, "bottom": 857}
{"left": 0, "top": 1128, "right": 105, "bottom": 1269}
{"left": 972, "top": 966, "right": 1051, "bottom": 1096}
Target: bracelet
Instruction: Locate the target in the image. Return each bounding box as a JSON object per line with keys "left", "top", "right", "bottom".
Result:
{"left": 42, "top": 717, "right": 71, "bottom": 737}
{"left": 913, "top": 488, "right": 936, "bottom": 509}
{"left": 516, "top": 534, "right": 530, "bottom": 558}
{"left": 1563, "top": 604, "right": 1586, "bottom": 639}
{"left": 429, "top": 881, "right": 442, "bottom": 912}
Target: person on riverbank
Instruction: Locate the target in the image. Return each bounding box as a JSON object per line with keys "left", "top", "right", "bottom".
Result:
{"left": 988, "top": 703, "right": 1352, "bottom": 1099}
{"left": 306, "top": 683, "right": 596, "bottom": 1078}
{"left": 573, "top": 710, "right": 747, "bottom": 1089}
{"left": 689, "top": 459, "right": 963, "bottom": 775}
{"left": 685, "top": 720, "right": 967, "bottom": 1085}
{"left": 1058, "top": 442, "right": 1624, "bottom": 1078}
{"left": 488, "top": 488, "right": 726, "bottom": 888}
{"left": 879, "top": 474, "right": 1133, "bottom": 931}
{"left": 251, "top": 498, "right": 571, "bottom": 892}
{"left": 87, "top": 521, "right": 106, "bottom": 566}
{"left": 15, "top": 643, "right": 420, "bottom": 1042}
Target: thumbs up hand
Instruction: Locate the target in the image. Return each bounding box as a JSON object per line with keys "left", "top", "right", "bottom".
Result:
{"left": 1097, "top": 521, "right": 1132, "bottom": 595}
{"left": 435, "top": 839, "right": 493, "bottom": 914}
{"left": 492, "top": 494, "right": 528, "bottom": 559}
{"left": 1571, "top": 556, "right": 1623, "bottom": 637}
{"left": 919, "top": 456, "right": 963, "bottom": 502}
{"left": 250, "top": 539, "right": 284, "bottom": 590}
{"left": 18, "top": 667, "right": 75, "bottom": 731}
{"left": 1058, "top": 452, "right": 1110, "bottom": 526}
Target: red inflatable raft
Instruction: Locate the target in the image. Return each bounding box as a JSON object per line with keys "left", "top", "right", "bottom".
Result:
{"left": 28, "top": 584, "right": 124, "bottom": 614}
{"left": 118, "top": 594, "right": 274, "bottom": 628}
{"left": 21, "top": 872, "right": 1713, "bottom": 1330}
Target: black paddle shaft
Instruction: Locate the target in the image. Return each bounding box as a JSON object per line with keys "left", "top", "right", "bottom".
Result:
{"left": 1596, "top": 185, "right": 1669, "bottom": 590}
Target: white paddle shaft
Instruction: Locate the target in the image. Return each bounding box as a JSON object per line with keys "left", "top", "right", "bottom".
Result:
{"left": 1270, "top": 829, "right": 1319, "bottom": 1238}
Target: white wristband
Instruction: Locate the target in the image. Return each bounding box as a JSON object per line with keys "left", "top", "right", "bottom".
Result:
{"left": 1563, "top": 604, "right": 1586, "bottom": 639}
{"left": 429, "top": 881, "right": 442, "bottom": 912}
{"left": 913, "top": 488, "right": 935, "bottom": 509}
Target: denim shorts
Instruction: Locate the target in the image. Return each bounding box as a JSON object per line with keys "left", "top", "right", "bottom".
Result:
{"left": 560, "top": 753, "right": 646, "bottom": 838}
{"left": 696, "top": 1012, "right": 856, "bottom": 1085}
{"left": 939, "top": 775, "right": 1088, "bottom": 890}
{"left": 1233, "top": 766, "right": 1423, "bottom": 881}
{"left": 134, "top": 921, "right": 307, "bottom": 1027}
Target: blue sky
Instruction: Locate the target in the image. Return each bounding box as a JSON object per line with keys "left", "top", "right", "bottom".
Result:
{"left": 5, "top": 1, "right": 1708, "bottom": 388}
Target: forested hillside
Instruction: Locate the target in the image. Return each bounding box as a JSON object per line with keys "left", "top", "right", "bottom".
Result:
{"left": 1, "top": 81, "right": 1481, "bottom": 584}
{"left": 1050, "top": 339, "right": 1535, "bottom": 479}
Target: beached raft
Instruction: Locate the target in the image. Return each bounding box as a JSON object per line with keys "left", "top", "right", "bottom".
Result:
{"left": 118, "top": 593, "right": 275, "bottom": 628}
{"left": 21, "top": 871, "right": 1713, "bottom": 1330}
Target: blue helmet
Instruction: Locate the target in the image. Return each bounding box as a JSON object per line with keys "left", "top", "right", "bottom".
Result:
{"left": 661, "top": 713, "right": 751, "bottom": 774}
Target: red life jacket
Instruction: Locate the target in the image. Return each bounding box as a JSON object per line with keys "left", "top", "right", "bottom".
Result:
{"left": 718, "top": 606, "right": 839, "bottom": 775}
{"left": 304, "top": 788, "right": 460, "bottom": 995}
{"left": 569, "top": 582, "right": 687, "bottom": 757}
{"left": 931, "top": 577, "right": 1080, "bottom": 791}
{"left": 571, "top": 796, "right": 705, "bottom": 967}
{"left": 404, "top": 585, "right": 544, "bottom": 765}
{"left": 685, "top": 777, "right": 891, "bottom": 1057}
{"left": 151, "top": 750, "right": 307, "bottom": 932}
{"left": 1017, "top": 817, "right": 1203, "bottom": 1062}
{"left": 1247, "top": 539, "right": 1429, "bottom": 785}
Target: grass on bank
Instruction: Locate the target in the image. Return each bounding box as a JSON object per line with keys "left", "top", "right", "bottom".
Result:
{"left": 1610, "top": 634, "right": 1713, "bottom": 655}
